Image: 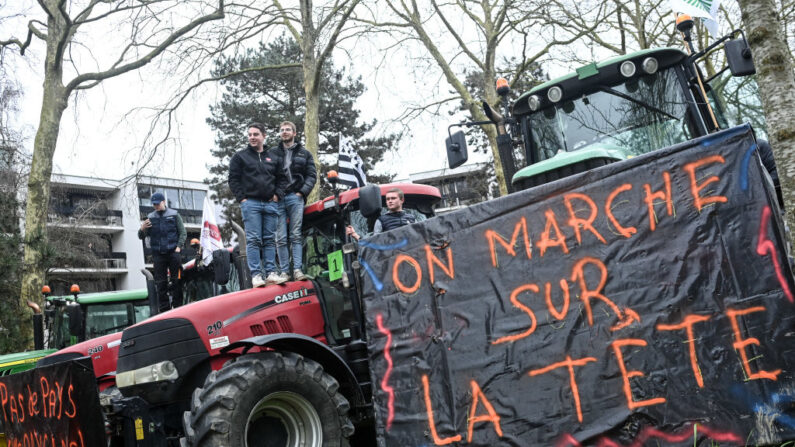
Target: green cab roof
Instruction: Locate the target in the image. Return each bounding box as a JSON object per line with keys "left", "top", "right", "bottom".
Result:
{"left": 513, "top": 47, "right": 687, "bottom": 116}
{"left": 47, "top": 288, "right": 149, "bottom": 305}
{"left": 528, "top": 48, "right": 685, "bottom": 95}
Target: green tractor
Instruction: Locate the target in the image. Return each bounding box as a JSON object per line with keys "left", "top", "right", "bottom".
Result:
{"left": 447, "top": 17, "right": 776, "bottom": 200}
{"left": 0, "top": 243, "right": 247, "bottom": 377}
{"left": 0, "top": 286, "right": 152, "bottom": 376}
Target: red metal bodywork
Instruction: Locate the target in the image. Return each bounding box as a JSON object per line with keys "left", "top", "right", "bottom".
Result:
{"left": 132, "top": 280, "right": 326, "bottom": 355}
{"left": 304, "top": 182, "right": 441, "bottom": 215}
{"left": 43, "top": 332, "right": 125, "bottom": 391}
{"left": 42, "top": 281, "right": 326, "bottom": 384}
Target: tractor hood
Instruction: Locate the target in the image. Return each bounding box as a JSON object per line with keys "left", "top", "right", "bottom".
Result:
{"left": 116, "top": 280, "right": 326, "bottom": 404}
{"left": 38, "top": 331, "right": 126, "bottom": 386}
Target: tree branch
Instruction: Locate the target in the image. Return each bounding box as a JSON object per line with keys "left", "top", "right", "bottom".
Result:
{"left": 65, "top": 1, "right": 225, "bottom": 94}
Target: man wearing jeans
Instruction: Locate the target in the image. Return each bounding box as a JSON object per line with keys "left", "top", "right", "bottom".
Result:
{"left": 228, "top": 122, "right": 288, "bottom": 287}
{"left": 273, "top": 121, "right": 316, "bottom": 281}
{"left": 138, "top": 192, "right": 186, "bottom": 311}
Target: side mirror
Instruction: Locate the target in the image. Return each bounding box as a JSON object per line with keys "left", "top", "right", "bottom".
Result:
{"left": 358, "top": 184, "right": 382, "bottom": 219}
{"left": 66, "top": 304, "right": 84, "bottom": 341}
{"left": 725, "top": 38, "right": 755, "bottom": 77}
{"left": 446, "top": 130, "right": 468, "bottom": 169}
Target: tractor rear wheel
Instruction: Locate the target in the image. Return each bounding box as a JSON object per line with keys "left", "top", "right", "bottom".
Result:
{"left": 182, "top": 351, "right": 353, "bottom": 447}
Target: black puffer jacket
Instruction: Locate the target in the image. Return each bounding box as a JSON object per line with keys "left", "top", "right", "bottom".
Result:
{"left": 273, "top": 142, "right": 317, "bottom": 197}
{"left": 228, "top": 146, "right": 287, "bottom": 202}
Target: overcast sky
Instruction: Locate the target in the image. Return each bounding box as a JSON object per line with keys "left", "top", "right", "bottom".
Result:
{"left": 9, "top": 10, "right": 500, "bottom": 187}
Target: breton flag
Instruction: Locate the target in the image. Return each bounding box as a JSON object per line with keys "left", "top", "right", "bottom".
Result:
{"left": 338, "top": 134, "right": 367, "bottom": 188}
{"left": 200, "top": 195, "right": 224, "bottom": 266}
{"left": 670, "top": 0, "right": 720, "bottom": 35}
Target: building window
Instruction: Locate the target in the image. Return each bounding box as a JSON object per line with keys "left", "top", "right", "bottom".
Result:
{"left": 180, "top": 189, "right": 194, "bottom": 210}
{"left": 138, "top": 184, "right": 207, "bottom": 211}
{"left": 138, "top": 185, "right": 152, "bottom": 206}
{"left": 192, "top": 190, "right": 206, "bottom": 210}
{"left": 163, "top": 188, "right": 180, "bottom": 209}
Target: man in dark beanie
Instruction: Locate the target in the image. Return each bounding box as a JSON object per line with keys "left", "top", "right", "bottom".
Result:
{"left": 139, "top": 192, "right": 187, "bottom": 312}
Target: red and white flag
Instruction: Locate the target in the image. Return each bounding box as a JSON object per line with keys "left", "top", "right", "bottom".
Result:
{"left": 200, "top": 195, "right": 224, "bottom": 266}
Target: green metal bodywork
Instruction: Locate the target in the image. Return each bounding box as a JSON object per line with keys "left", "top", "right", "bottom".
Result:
{"left": 0, "top": 288, "right": 149, "bottom": 375}
{"left": 0, "top": 350, "right": 55, "bottom": 376}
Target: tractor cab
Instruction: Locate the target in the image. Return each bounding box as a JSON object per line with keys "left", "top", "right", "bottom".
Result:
{"left": 302, "top": 182, "right": 441, "bottom": 343}
{"left": 42, "top": 285, "right": 152, "bottom": 350}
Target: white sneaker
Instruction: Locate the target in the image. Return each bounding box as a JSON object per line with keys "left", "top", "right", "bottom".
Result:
{"left": 278, "top": 272, "right": 291, "bottom": 283}
{"left": 293, "top": 269, "right": 308, "bottom": 281}
{"left": 266, "top": 272, "right": 287, "bottom": 285}
{"left": 252, "top": 274, "right": 266, "bottom": 288}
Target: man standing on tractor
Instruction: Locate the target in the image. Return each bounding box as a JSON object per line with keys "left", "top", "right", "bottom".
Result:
{"left": 229, "top": 122, "right": 288, "bottom": 288}
{"left": 139, "top": 192, "right": 187, "bottom": 311}
{"left": 273, "top": 120, "right": 317, "bottom": 282}
{"left": 346, "top": 187, "right": 416, "bottom": 240}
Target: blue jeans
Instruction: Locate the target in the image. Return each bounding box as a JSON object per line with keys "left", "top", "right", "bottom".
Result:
{"left": 241, "top": 199, "right": 280, "bottom": 276}
{"left": 276, "top": 193, "right": 305, "bottom": 271}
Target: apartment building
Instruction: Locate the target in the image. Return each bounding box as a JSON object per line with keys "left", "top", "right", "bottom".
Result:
{"left": 45, "top": 174, "right": 209, "bottom": 295}
{"left": 409, "top": 163, "right": 493, "bottom": 213}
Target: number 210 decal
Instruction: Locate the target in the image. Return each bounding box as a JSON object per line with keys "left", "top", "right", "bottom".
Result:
{"left": 207, "top": 320, "right": 223, "bottom": 335}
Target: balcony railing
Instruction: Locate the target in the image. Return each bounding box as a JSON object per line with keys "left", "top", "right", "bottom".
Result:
{"left": 51, "top": 252, "right": 127, "bottom": 270}
{"left": 48, "top": 207, "right": 124, "bottom": 227}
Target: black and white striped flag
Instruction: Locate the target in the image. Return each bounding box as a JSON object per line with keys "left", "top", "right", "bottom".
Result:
{"left": 338, "top": 134, "right": 367, "bottom": 188}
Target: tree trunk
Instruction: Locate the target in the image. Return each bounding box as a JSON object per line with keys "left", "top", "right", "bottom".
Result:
{"left": 737, "top": 0, "right": 795, "bottom": 232}
{"left": 20, "top": 78, "right": 68, "bottom": 346}
{"left": 303, "top": 64, "right": 322, "bottom": 203}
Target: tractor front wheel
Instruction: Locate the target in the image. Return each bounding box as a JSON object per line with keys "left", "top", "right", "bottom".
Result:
{"left": 182, "top": 351, "right": 353, "bottom": 447}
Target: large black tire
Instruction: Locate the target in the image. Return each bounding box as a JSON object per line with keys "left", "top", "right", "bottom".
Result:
{"left": 182, "top": 352, "right": 353, "bottom": 447}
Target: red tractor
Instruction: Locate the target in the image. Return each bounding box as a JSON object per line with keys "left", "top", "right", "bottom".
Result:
{"left": 106, "top": 182, "right": 440, "bottom": 446}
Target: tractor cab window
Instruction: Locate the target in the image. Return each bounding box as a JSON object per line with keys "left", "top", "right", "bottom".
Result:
{"left": 706, "top": 71, "right": 767, "bottom": 139}
{"left": 304, "top": 217, "right": 344, "bottom": 281}
{"left": 303, "top": 217, "right": 355, "bottom": 342}
{"left": 526, "top": 67, "right": 694, "bottom": 162}
{"left": 85, "top": 301, "right": 150, "bottom": 339}
{"left": 49, "top": 306, "right": 72, "bottom": 349}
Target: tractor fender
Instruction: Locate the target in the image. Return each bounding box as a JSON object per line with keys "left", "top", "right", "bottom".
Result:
{"left": 222, "top": 333, "right": 366, "bottom": 407}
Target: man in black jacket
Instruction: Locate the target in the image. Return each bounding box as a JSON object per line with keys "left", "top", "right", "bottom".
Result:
{"left": 273, "top": 121, "right": 317, "bottom": 281}
{"left": 228, "top": 122, "right": 288, "bottom": 288}
{"left": 139, "top": 192, "right": 187, "bottom": 311}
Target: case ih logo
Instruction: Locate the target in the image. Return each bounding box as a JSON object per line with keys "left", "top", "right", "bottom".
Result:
{"left": 274, "top": 288, "right": 309, "bottom": 304}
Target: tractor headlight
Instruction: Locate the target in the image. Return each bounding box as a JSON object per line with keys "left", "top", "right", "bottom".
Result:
{"left": 620, "top": 61, "right": 636, "bottom": 77}
{"left": 642, "top": 57, "right": 659, "bottom": 74}
{"left": 527, "top": 94, "right": 541, "bottom": 111}
{"left": 116, "top": 360, "right": 179, "bottom": 388}
{"left": 547, "top": 86, "right": 563, "bottom": 103}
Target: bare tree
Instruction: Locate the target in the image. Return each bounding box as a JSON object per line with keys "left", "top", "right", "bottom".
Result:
{"left": 371, "top": 0, "right": 594, "bottom": 195}
{"left": 736, "top": 0, "right": 795, "bottom": 232}
{"left": 0, "top": 0, "right": 224, "bottom": 346}
{"left": 0, "top": 77, "right": 30, "bottom": 351}
{"left": 272, "top": 0, "right": 361, "bottom": 203}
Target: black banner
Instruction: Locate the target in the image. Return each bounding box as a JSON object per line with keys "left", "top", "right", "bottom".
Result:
{"left": 0, "top": 357, "right": 105, "bottom": 447}
{"left": 361, "top": 125, "right": 795, "bottom": 446}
